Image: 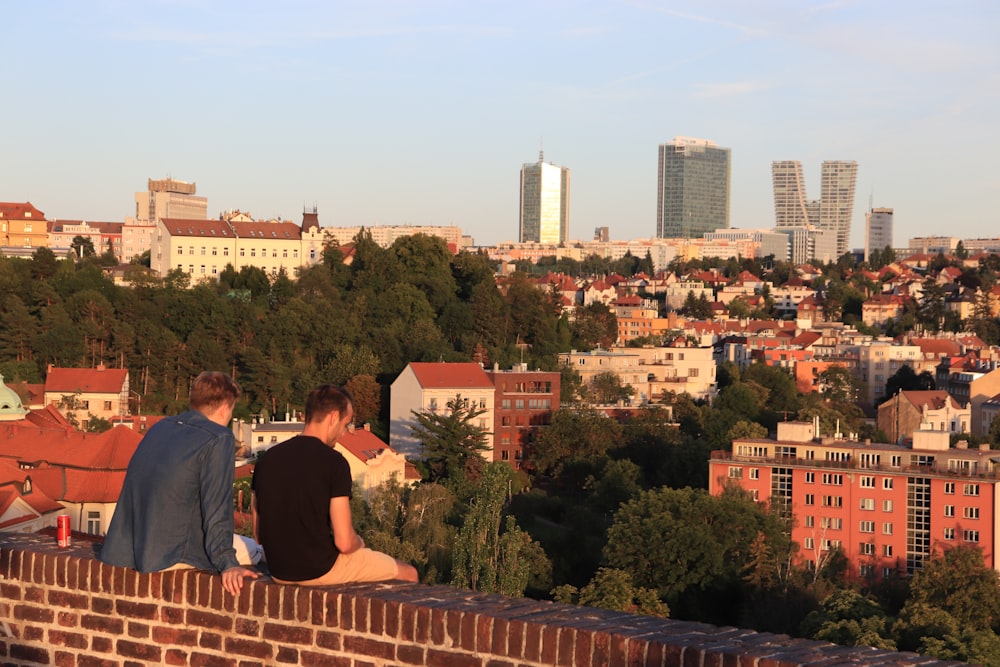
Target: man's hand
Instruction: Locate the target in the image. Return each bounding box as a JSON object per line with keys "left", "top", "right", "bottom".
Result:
{"left": 222, "top": 566, "right": 260, "bottom": 596}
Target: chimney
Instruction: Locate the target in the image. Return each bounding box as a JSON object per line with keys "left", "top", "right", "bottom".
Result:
{"left": 363, "top": 422, "right": 371, "bottom": 432}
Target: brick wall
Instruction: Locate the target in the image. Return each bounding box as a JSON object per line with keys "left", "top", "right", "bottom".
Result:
{"left": 0, "top": 534, "right": 961, "bottom": 667}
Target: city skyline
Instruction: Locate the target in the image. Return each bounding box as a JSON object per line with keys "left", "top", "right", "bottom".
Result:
{"left": 656, "top": 136, "right": 731, "bottom": 239}
{"left": 1, "top": 2, "right": 998, "bottom": 249}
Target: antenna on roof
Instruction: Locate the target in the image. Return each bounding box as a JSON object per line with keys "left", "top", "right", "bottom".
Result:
{"left": 539, "top": 137, "right": 544, "bottom": 163}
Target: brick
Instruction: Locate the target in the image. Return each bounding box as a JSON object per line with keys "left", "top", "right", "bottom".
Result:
{"left": 15, "top": 603, "right": 55, "bottom": 623}
{"left": 384, "top": 599, "right": 400, "bottom": 637}
{"left": 558, "top": 627, "right": 576, "bottom": 666}
{"left": 57, "top": 611, "right": 79, "bottom": 627}
{"left": 49, "top": 590, "right": 89, "bottom": 609}
{"left": 592, "top": 630, "right": 611, "bottom": 666}
{"left": 200, "top": 631, "right": 223, "bottom": 650}
{"left": 54, "top": 649, "right": 77, "bottom": 667}
{"left": 574, "top": 629, "right": 593, "bottom": 667}
{"left": 187, "top": 608, "right": 234, "bottom": 632}
{"left": 262, "top": 621, "right": 313, "bottom": 645}
{"left": 309, "top": 589, "right": 325, "bottom": 626}
{"left": 234, "top": 617, "right": 260, "bottom": 636}
{"left": 460, "top": 611, "right": 477, "bottom": 651}
{"left": 161, "top": 570, "right": 183, "bottom": 604}
{"left": 485, "top": 661, "right": 516, "bottom": 667}
{"left": 415, "top": 605, "right": 430, "bottom": 643}
{"left": 296, "top": 586, "right": 311, "bottom": 622}
{"left": 316, "top": 629, "right": 343, "bottom": 651}
{"left": 10, "top": 645, "right": 50, "bottom": 663}
{"left": 25, "top": 585, "right": 44, "bottom": 603}
{"left": 426, "top": 648, "right": 482, "bottom": 667}
{"left": 397, "top": 644, "right": 425, "bottom": 664}
{"left": 124, "top": 567, "right": 139, "bottom": 596}
{"left": 91, "top": 636, "right": 113, "bottom": 653}
{"left": 628, "top": 638, "right": 648, "bottom": 667}
{"left": 209, "top": 575, "right": 225, "bottom": 611}
{"left": 165, "top": 648, "right": 189, "bottom": 665}
{"left": 48, "top": 629, "right": 89, "bottom": 649}
{"left": 267, "top": 583, "right": 282, "bottom": 619}
{"left": 153, "top": 626, "right": 199, "bottom": 646}
{"left": 225, "top": 637, "right": 274, "bottom": 660}
{"left": 190, "top": 651, "right": 237, "bottom": 667}
{"left": 354, "top": 596, "right": 370, "bottom": 632}
{"left": 116, "top": 599, "right": 158, "bottom": 619}
{"left": 162, "top": 605, "right": 185, "bottom": 624}
{"left": 343, "top": 636, "right": 397, "bottom": 660}
{"left": 300, "top": 651, "right": 351, "bottom": 667}
{"left": 127, "top": 621, "right": 150, "bottom": 638}
{"left": 491, "top": 617, "right": 509, "bottom": 656}
{"left": 276, "top": 646, "right": 298, "bottom": 663}
{"left": 340, "top": 596, "right": 354, "bottom": 630}
{"left": 540, "top": 625, "right": 560, "bottom": 665}
{"left": 251, "top": 580, "right": 267, "bottom": 616}
{"left": 79, "top": 655, "right": 117, "bottom": 667}
{"left": 81, "top": 613, "right": 125, "bottom": 634}
{"left": 44, "top": 551, "right": 57, "bottom": 584}
{"left": 0, "top": 583, "right": 22, "bottom": 600}
{"left": 91, "top": 597, "right": 113, "bottom": 615}
{"left": 370, "top": 597, "right": 386, "bottom": 635}
{"left": 507, "top": 619, "right": 525, "bottom": 659}
{"left": 281, "top": 585, "right": 297, "bottom": 621}
{"left": 25, "top": 626, "right": 45, "bottom": 641}
{"left": 430, "top": 607, "right": 447, "bottom": 645}
{"left": 117, "top": 639, "right": 162, "bottom": 662}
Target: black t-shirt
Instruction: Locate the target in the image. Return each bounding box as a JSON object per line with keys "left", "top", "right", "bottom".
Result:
{"left": 251, "top": 435, "right": 353, "bottom": 581}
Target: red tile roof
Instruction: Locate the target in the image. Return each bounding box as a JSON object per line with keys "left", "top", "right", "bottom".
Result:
{"left": 227, "top": 220, "right": 303, "bottom": 240}
{"left": 0, "top": 201, "right": 46, "bottom": 220}
{"left": 0, "top": 423, "right": 141, "bottom": 470}
{"left": 44, "top": 367, "right": 128, "bottom": 395}
{"left": 407, "top": 362, "right": 492, "bottom": 389}
{"left": 900, "top": 390, "right": 961, "bottom": 411}
{"left": 337, "top": 427, "right": 394, "bottom": 463}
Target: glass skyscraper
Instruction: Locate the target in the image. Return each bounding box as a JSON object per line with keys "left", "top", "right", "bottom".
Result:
{"left": 772, "top": 160, "right": 858, "bottom": 258}
{"left": 656, "top": 137, "right": 731, "bottom": 239}
{"left": 519, "top": 153, "right": 570, "bottom": 244}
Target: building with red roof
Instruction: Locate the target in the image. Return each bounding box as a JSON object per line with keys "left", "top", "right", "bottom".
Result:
{"left": 43, "top": 365, "right": 130, "bottom": 427}
{"left": 876, "top": 390, "right": 970, "bottom": 444}
{"left": 389, "top": 362, "right": 496, "bottom": 459}
{"left": 1, "top": 201, "right": 48, "bottom": 253}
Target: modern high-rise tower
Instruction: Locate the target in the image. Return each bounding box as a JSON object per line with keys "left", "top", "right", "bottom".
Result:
{"left": 865, "top": 207, "right": 894, "bottom": 262}
{"left": 771, "top": 160, "right": 858, "bottom": 257}
{"left": 519, "top": 153, "right": 570, "bottom": 244}
{"left": 656, "top": 137, "right": 731, "bottom": 239}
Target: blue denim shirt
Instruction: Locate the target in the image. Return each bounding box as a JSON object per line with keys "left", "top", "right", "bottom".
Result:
{"left": 100, "top": 410, "right": 239, "bottom": 573}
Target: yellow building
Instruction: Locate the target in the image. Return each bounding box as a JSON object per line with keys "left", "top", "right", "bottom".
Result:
{"left": 1, "top": 202, "right": 48, "bottom": 252}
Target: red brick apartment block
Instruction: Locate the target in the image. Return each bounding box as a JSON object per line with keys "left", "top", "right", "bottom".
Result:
{"left": 0, "top": 533, "right": 961, "bottom": 667}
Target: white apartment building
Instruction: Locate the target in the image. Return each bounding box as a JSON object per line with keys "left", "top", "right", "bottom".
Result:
{"left": 855, "top": 341, "right": 923, "bottom": 405}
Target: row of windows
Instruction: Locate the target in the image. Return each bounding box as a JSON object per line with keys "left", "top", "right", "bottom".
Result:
{"left": 942, "top": 505, "right": 980, "bottom": 519}
{"left": 499, "top": 399, "right": 553, "bottom": 410}
{"left": 943, "top": 482, "right": 980, "bottom": 495}
{"left": 943, "top": 528, "right": 979, "bottom": 542}
{"left": 803, "top": 516, "right": 892, "bottom": 534}
{"left": 177, "top": 246, "right": 301, "bottom": 259}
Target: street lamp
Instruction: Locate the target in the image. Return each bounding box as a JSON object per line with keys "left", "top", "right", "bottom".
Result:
{"left": 129, "top": 390, "right": 142, "bottom": 420}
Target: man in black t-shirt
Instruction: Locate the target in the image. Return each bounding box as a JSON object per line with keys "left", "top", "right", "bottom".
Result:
{"left": 252, "top": 385, "right": 418, "bottom": 585}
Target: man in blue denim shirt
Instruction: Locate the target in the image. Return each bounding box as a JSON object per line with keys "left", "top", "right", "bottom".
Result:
{"left": 101, "top": 371, "right": 259, "bottom": 596}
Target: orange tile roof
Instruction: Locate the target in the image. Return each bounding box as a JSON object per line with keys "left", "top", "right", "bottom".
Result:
{"left": 227, "top": 220, "right": 302, "bottom": 240}
{"left": 0, "top": 423, "right": 140, "bottom": 470}
{"left": 161, "top": 218, "right": 233, "bottom": 237}
{"left": 407, "top": 362, "right": 492, "bottom": 389}
{"left": 337, "top": 427, "right": 394, "bottom": 463}
{"left": 44, "top": 367, "right": 128, "bottom": 395}
{"left": 901, "top": 390, "right": 960, "bottom": 411}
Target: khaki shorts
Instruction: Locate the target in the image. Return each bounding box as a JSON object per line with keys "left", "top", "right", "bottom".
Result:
{"left": 272, "top": 548, "right": 400, "bottom": 586}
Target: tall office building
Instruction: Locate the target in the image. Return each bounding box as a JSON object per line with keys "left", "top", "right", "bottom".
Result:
{"left": 519, "top": 153, "right": 570, "bottom": 244}
{"left": 865, "top": 207, "right": 894, "bottom": 262}
{"left": 772, "top": 161, "right": 857, "bottom": 257}
{"left": 656, "top": 137, "right": 731, "bottom": 239}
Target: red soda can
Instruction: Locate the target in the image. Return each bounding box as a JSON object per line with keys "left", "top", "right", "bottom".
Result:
{"left": 57, "top": 514, "right": 71, "bottom": 548}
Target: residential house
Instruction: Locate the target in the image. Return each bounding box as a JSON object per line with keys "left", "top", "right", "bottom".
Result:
{"left": 43, "top": 365, "right": 130, "bottom": 428}
{"left": 558, "top": 349, "right": 646, "bottom": 403}
{"left": 632, "top": 340, "right": 717, "bottom": 402}
{"left": 389, "top": 362, "right": 496, "bottom": 459}
{"left": 485, "top": 364, "right": 560, "bottom": 469}
{"left": 861, "top": 294, "right": 909, "bottom": 328}
{"left": 0, "top": 201, "right": 48, "bottom": 254}
{"left": 855, "top": 341, "right": 923, "bottom": 405}
{"left": 876, "top": 390, "right": 970, "bottom": 444}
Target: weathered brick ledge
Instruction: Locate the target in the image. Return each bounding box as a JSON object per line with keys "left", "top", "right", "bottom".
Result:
{"left": 0, "top": 533, "right": 962, "bottom": 667}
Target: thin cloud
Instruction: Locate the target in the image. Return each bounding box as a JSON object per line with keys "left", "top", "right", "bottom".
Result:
{"left": 692, "top": 80, "right": 773, "bottom": 99}
{"left": 625, "top": 0, "right": 769, "bottom": 37}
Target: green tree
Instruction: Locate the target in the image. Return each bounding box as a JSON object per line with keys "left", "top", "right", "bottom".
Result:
{"left": 411, "top": 394, "right": 490, "bottom": 495}
{"left": 570, "top": 302, "right": 617, "bottom": 350}
{"left": 904, "top": 545, "right": 1000, "bottom": 631}
{"left": 554, "top": 567, "right": 669, "bottom": 617}
{"left": 587, "top": 371, "right": 635, "bottom": 405}
{"left": 526, "top": 407, "right": 623, "bottom": 479}
{"left": 800, "top": 589, "right": 896, "bottom": 650}
{"left": 451, "top": 462, "right": 548, "bottom": 596}
{"left": 343, "top": 374, "right": 381, "bottom": 428}
{"left": 70, "top": 235, "right": 96, "bottom": 258}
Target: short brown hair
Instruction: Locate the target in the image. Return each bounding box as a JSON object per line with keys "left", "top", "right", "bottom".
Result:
{"left": 190, "top": 371, "right": 242, "bottom": 412}
{"left": 304, "top": 385, "right": 353, "bottom": 424}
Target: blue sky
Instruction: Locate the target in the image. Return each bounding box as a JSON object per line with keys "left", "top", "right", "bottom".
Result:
{"left": 3, "top": 1, "right": 998, "bottom": 249}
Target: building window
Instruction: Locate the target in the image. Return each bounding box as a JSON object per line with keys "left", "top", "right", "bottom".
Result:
{"left": 804, "top": 537, "right": 814, "bottom": 550}
{"left": 860, "top": 564, "right": 875, "bottom": 577}
{"left": 944, "top": 482, "right": 955, "bottom": 494}
{"left": 859, "top": 521, "right": 875, "bottom": 533}
{"left": 860, "top": 543, "right": 875, "bottom": 555}
{"left": 944, "top": 505, "right": 955, "bottom": 517}
{"left": 501, "top": 399, "right": 511, "bottom": 409}
{"left": 821, "top": 517, "right": 842, "bottom": 530}
{"left": 883, "top": 522, "right": 892, "bottom": 535}
{"left": 882, "top": 499, "right": 893, "bottom": 512}
{"left": 805, "top": 472, "right": 815, "bottom": 483}
{"left": 804, "top": 515, "right": 814, "bottom": 527}
{"left": 822, "top": 473, "right": 843, "bottom": 485}
{"left": 883, "top": 478, "right": 893, "bottom": 490}
{"left": 964, "top": 530, "right": 980, "bottom": 543}
{"left": 964, "top": 507, "right": 980, "bottom": 520}
{"left": 860, "top": 475, "right": 875, "bottom": 488}
{"left": 964, "top": 483, "right": 980, "bottom": 496}
{"left": 212, "top": 248, "right": 217, "bottom": 255}
{"left": 728, "top": 467, "right": 743, "bottom": 479}
{"left": 944, "top": 527, "right": 955, "bottom": 541}
{"left": 87, "top": 511, "right": 101, "bottom": 535}
{"left": 224, "top": 248, "right": 230, "bottom": 256}
{"left": 883, "top": 544, "right": 893, "bottom": 557}
{"left": 860, "top": 498, "right": 875, "bottom": 511}
{"left": 103, "top": 400, "right": 112, "bottom": 411}
{"left": 501, "top": 450, "right": 510, "bottom": 461}
{"left": 822, "top": 495, "right": 843, "bottom": 508}
{"left": 804, "top": 494, "right": 815, "bottom": 506}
